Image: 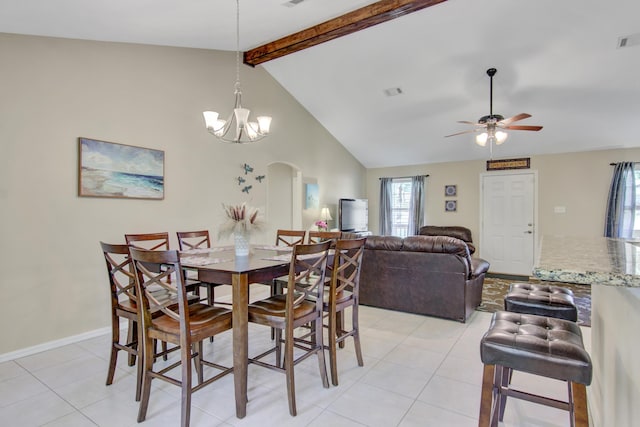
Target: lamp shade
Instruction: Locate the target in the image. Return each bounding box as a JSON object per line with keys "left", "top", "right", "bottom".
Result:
{"left": 475, "top": 132, "right": 488, "bottom": 147}
{"left": 320, "top": 207, "right": 333, "bottom": 221}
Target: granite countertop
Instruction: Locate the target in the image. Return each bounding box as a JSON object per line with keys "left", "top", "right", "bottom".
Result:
{"left": 532, "top": 235, "right": 640, "bottom": 287}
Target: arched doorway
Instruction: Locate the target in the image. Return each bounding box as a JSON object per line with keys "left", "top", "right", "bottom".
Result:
{"left": 267, "top": 162, "right": 302, "bottom": 237}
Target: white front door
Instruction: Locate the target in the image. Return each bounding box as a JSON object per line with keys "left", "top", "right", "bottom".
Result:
{"left": 480, "top": 171, "right": 537, "bottom": 276}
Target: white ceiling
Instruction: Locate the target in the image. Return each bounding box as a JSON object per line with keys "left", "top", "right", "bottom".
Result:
{"left": 2, "top": 0, "right": 639, "bottom": 167}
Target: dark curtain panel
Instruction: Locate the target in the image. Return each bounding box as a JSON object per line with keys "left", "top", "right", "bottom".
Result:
{"left": 604, "top": 162, "right": 636, "bottom": 238}
{"left": 379, "top": 178, "right": 393, "bottom": 235}
{"left": 408, "top": 175, "right": 426, "bottom": 235}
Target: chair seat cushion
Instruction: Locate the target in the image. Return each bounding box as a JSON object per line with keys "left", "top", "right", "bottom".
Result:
{"left": 481, "top": 311, "right": 592, "bottom": 385}
{"left": 248, "top": 295, "right": 316, "bottom": 326}
{"left": 151, "top": 304, "right": 232, "bottom": 340}
{"left": 505, "top": 283, "right": 578, "bottom": 321}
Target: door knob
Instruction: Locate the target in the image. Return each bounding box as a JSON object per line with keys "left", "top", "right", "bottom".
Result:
{"left": 524, "top": 231, "right": 532, "bottom": 234}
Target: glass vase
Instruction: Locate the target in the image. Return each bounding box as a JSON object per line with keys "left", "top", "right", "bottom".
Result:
{"left": 234, "top": 231, "right": 250, "bottom": 257}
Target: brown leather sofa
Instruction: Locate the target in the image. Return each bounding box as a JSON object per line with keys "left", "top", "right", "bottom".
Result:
{"left": 359, "top": 235, "right": 490, "bottom": 322}
{"left": 418, "top": 225, "right": 476, "bottom": 254}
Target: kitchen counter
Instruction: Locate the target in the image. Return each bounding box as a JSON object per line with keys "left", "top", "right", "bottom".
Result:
{"left": 532, "top": 235, "right": 640, "bottom": 427}
{"left": 532, "top": 235, "right": 640, "bottom": 287}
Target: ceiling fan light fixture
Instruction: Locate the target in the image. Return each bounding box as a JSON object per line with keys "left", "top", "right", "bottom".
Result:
{"left": 495, "top": 131, "right": 508, "bottom": 145}
{"left": 445, "top": 67, "right": 541, "bottom": 156}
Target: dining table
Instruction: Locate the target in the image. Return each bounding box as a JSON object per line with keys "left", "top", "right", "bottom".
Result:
{"left": 179, "top": 244, "right": 292, "bottom": 418}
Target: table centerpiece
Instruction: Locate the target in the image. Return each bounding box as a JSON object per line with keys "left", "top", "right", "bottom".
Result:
{"left": 220, "top": 203, "right": 264, "bottom": 256}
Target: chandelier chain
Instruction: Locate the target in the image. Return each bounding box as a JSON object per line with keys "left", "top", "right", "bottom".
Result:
{"left": 235, "top": 0, "right": 241, "bottom": 93}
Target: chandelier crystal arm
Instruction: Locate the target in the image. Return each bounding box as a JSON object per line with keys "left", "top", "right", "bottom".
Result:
{"left": 202, "top": 0, "right": 272, "bottom": 144}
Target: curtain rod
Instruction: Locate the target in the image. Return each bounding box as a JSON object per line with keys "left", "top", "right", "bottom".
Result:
{"left": 378, "top": 174, "right": 429, "bottom": 180}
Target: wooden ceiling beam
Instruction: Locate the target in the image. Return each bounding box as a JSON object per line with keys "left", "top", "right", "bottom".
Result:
{"left": 243, "top": 0, "right": 447, "bottom": 67}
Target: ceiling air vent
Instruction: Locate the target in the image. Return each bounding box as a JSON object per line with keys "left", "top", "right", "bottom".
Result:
{"left": 283, "top": 0, "right": 306, "bottom": 7}
{"left": 617, "top": 32, "right": 640, "bottom": 49}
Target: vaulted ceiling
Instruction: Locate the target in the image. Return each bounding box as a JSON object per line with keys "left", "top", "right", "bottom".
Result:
{"left": 2, "top": 0, "right": 639, "bottom": 167}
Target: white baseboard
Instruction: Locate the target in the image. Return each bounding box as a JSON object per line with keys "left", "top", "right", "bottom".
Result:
{"left": 0, "top": 326, "right": 112, "bottom": 363}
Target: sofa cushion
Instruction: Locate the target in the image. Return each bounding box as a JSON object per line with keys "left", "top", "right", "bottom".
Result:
{"left": 418, "top": 225, "right": 475, "bottom": 254}
{"left": 364, "top": 235, "right": 403, "bottom": 251}
{"left": 403, "top": 235, "right": 469, "bottom": 258}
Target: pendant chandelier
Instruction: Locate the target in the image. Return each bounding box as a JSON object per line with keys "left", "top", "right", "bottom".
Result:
{"left": 203, "top": 0, "right": 271, "bottom": 143}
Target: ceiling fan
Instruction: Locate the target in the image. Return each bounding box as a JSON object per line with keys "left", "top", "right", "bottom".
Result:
{"left": 445, "top": 68, "right": 543, "bottom": 149}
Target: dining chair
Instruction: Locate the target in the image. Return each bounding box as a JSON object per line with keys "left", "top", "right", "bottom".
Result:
{"left": 248, "top": 241, "right": 331, "bottom": 416}
{"left": 100, "top": 242, "right": 144, "bottom": 401}
{"left": 100, "top": 242, "right": 182, "bottom": 401}
{"left": 307, "top": 230, "right": 342, "bottom": 247}
{"left": 323, "top": 238, "right": 366, "bottom": 386}
{"left": 275, "top": 229, "right": 306, "bottom": 247}
{"left": 176, "top": 230, "right": 229, "bottom": 307}
{"left": 130, "top": 247, "right": 233, "bottom": 427}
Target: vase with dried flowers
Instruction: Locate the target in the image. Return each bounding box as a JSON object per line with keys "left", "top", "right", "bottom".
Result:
{"left": 219, "top": 203, "right": 265, "bottom": 256}
{"left": 314, "top": 220, "right": 328, "bottom": 231}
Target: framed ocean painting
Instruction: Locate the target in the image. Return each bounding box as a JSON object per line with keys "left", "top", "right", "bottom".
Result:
{"left": 78, "top": 137, "right": 165, "bottom": 200}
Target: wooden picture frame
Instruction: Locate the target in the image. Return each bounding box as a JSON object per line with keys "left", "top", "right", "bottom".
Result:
{"left": 445, "top": 200, "right": 457, "bottom": 212}
{"left": 78, "top": 137, "right": 165, "bottom": 200}
{"left": 486, "top": 157, "right": 531, "bottom": 171}
{"left": 445, "top": 185, "right": 457, "bottom": 197}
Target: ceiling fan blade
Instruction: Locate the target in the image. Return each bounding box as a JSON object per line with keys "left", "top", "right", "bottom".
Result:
{"left": 457, "top": 120, "right": 481, "bottom": 125}
{"left": 499, "top": 113, "right": 531, "bottom": 126}
{"left": 503, "top": 125, "right": 543, "bottom": 131}
{"left": 444, "top": 129, "right": 481, "bottom": 138}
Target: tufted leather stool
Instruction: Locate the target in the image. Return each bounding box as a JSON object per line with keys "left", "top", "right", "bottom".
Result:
{"left": 504, "top": 282, "right": 578, "bottom": 321}
{"left": 479, "top": 311, "right": 592, "bottom": 427}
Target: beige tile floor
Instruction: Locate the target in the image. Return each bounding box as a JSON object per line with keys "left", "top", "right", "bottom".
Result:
{"left": 0, "top": 285, "right": 591, "bottom": 426}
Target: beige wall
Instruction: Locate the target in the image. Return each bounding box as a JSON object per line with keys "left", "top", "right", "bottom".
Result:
{"left": 366, "top": 148, "right": 640, "bottom": 248}
{"left": 0, "top": 33, "right": 365, "bottom": 355}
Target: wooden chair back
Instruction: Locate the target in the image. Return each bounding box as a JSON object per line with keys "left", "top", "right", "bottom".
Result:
{"left": 287, "top": 241, "right": 332, "bottom": 314}
{"left": 275, "top": 229, "right": 306, "bottom": 247}
{"left": 101, "top": 242, "right": 137, "bottom": 308}
{"left": 129, "top": 248, "right": 186, "bottom": 323}
{"left": 125, "top": 232, "right": 170, "bottom": 250}
{"left": 176, "top": 229, "right": 225, "bottom": 308}
{"left": 176, "top": 230, "right": 211, "bottom": 251}
{"left": 329, "top": 238, "right": 366, "bottom": 308}
{"left": 307, "top": 231, "right": 342, "bottom": 246}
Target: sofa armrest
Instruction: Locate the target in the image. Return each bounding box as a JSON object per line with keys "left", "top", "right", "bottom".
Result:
{"left": 470, "top": 257, "right": 490, "bottom": 277}
{"left": 466, "top": 243, "right": 476, "bottom": 255}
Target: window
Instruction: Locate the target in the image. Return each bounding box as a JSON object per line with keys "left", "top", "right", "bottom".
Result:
{"left": 605, "top": 162, "right": 638, "bottom": 239}
{"left": 379, "top": 175, "right": 426, "bottom": 237}
{"left": 390, "top": 178, "right": 412, "bottom": 237}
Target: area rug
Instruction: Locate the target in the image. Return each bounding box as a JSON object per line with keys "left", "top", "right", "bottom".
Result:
{"left": 476, "top": 276, "right": 592, "bottom": 327}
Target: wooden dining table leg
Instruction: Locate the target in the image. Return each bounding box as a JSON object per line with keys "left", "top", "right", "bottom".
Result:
{"left": 232, "top": 272, "right": 249, "bottom": 418}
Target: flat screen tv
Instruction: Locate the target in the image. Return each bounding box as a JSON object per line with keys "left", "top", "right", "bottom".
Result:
{"left": 339, "top": 198, "right": 368, "bottom": 232}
